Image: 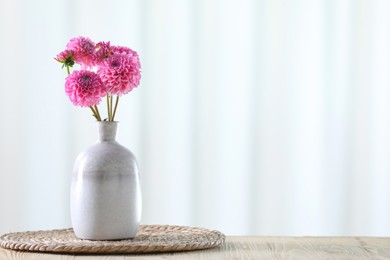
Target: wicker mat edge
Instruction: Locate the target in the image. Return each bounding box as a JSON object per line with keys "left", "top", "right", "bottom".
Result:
{"left": 0, "top": 225, "right": 226, "bottom": 254}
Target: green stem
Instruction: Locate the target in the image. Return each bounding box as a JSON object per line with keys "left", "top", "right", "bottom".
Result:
{"left": 94, "top": 105, "right": 102, "bottom": 121}
{"left": 112, "top": 96, "right": 120, "bottom": 122}
{"left": 106, "top": 94, "right": 111, "bottom": 121}
{"left": 90, "top": 106, "right": 96, "bottom": 114}
{"left": 66, "top": 66, "right": 70, "bottom": 75}
{"left": 90, "top": 106, "right": 99, "bottom": 121}
{"left": 110, "top": 95, "right": 113, "bottom": 121}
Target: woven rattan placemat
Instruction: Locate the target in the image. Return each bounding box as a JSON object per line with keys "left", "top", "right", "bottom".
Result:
{"left": 0, "top": 225, "right": 225, "bottom": 254}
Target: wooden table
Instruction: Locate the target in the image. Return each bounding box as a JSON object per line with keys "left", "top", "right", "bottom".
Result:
{"left": 1, "top": 236, "right": 389, "bottom": 259}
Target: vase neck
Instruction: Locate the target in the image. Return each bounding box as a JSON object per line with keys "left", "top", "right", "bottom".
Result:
{"left": 97, "top": 121, "right": 118, "bottom": 141}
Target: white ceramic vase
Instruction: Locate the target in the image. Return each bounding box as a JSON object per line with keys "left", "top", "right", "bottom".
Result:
{"left": 70, "top": 121, "right": 141, "bottom": 240}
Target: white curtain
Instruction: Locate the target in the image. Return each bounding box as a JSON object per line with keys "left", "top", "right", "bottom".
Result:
{"left": 1, "top": 0, "right": 390, "bottom": 236}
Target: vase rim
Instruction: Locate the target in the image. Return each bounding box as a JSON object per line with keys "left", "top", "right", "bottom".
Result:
{"left": 97, "top": 121, "right": 119, "bottom": 124}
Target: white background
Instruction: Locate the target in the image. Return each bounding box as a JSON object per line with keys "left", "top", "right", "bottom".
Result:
{"left": 1, "top": 0, "right": 390, "bottom": 236}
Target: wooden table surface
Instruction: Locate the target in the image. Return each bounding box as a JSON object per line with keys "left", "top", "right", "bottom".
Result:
{"left": 1, "top": 236, "right": 390, "bottom": 259}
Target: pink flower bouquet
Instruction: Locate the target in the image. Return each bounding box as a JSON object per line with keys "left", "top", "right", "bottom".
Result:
{"left": 55, "top": 36, "right": 141, "bottom": 121}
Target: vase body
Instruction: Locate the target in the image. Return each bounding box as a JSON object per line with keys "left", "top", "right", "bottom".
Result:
{"left": 70, "top": 121, "right": 141, "bottom": 240}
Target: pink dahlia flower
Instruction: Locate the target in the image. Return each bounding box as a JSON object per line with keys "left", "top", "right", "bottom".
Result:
{"left": 66, "top": 36, "right": 96, "bottom": 68}
{"left": 54, "top": 49, "right": 75, "bottom": 67}
{"left": 65, "top": 70, "right": 106, "bottom": 107}
{"left": 111, "top": 46, "right": 136, "bottom": 56}
{"left": 94, "top": 41, "right": 112, "bottom": 63}
{"left": 97, "top": 52, "right": 141, "bottom": 96}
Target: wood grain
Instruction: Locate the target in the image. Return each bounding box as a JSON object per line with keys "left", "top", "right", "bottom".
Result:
{"left": 1, "top": 236, "right": 389, "bottom": 259}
